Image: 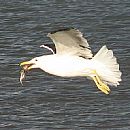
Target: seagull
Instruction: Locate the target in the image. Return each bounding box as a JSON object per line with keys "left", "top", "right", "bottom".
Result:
{"left": 20, "top": 28, "right": 122, "bottom": 94}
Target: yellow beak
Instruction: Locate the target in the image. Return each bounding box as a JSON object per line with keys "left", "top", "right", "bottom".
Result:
{"left": 20, "top": 61, "right": 30, "bottom": 66}
{"left": 20, "top": 61, "right": 34, "bottom": 70}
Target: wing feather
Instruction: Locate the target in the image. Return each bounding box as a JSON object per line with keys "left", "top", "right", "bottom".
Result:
{"left": 47, "top": 28, "right": 93, "bottom": 58}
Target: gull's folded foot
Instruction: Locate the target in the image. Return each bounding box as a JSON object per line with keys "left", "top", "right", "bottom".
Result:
{"left": 91, "top": 70, "right": 110, "bottom": 94}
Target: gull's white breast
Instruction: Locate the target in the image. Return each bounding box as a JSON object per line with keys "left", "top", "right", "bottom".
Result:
{"left": 38, "top": 54, "right": 93, "bottom": 77}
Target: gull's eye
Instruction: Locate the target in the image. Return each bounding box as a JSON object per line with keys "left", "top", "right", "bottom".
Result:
{"left": 35, "top": 59, "right": 38, "bottom": 61}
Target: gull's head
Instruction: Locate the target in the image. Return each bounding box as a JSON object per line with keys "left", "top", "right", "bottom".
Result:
{"left": 20, "top": 57, "right": 40, "bottom": 71}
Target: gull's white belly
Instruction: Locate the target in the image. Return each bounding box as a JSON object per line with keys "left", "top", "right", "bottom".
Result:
{"left": 39, "top": 55, "right": 93, "bottom": 77}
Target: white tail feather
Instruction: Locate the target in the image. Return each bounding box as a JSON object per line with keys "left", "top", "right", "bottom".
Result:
{"left": 92, "top": 45, "right": 122, "bottom": 86}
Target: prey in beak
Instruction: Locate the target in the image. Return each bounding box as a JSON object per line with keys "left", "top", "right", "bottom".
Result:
{"left": 19, "top": 60, "right": 36, "bottom": 85}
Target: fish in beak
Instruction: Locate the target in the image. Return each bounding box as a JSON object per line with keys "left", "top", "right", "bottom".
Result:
{"left": 19, "top": 57, "right": 39, "bottom": 85}
{"left": 19, "top": 60, "right": 35, "bottom": 85}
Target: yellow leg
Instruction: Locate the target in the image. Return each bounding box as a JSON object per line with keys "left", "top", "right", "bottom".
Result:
{"left": 92, "top": 70, "right": 110, "bottom": 94}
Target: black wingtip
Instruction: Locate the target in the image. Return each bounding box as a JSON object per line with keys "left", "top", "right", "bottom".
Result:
{"left": 50, "top": 27, "right": 75, "bottom": 34}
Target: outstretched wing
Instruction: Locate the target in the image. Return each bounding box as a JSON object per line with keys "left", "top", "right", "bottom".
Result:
{"left": 47, "top": 28, "right": 93, "bottom": 59}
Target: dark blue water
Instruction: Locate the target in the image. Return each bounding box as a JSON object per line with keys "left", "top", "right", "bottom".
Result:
{"left": 0, "top": 0, "right": 130, "bottom": 129}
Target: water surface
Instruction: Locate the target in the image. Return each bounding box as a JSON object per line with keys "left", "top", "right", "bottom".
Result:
{"left": 0, "top": 0, "right": 130, "bottom": 129}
